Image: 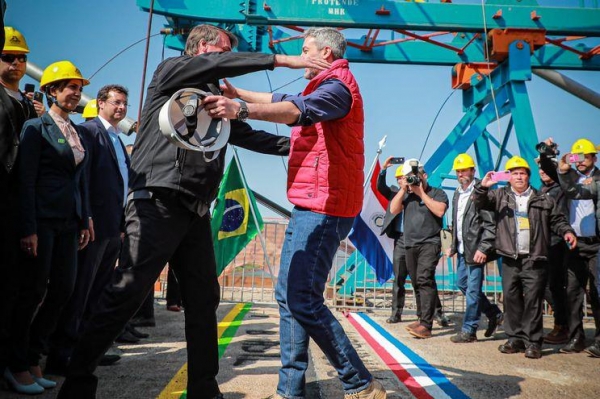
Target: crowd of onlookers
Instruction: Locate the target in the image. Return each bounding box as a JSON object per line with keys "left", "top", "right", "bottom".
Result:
{"left": 378, "top": 137, "right": 600, "bottom": 360}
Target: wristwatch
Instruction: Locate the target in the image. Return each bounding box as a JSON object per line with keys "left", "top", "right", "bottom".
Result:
{"left": 236, "top": 101, "right": 249, "bottom": 122}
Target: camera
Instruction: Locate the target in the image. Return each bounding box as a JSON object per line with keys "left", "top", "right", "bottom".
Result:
{"left": 405, "top": 160, "right": 421, "bottom": 186}
{"left": 535, "top": 142, "right": 560, "bottom": 157}
{"left": 390, "top": 157, "right": 405, "bottom": 165}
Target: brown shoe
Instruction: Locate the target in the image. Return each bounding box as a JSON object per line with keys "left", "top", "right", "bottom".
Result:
{"left": 344, "top": 380, "right": 386, "bottom": 399}
{"left": 544, "top": 324, "right": 569, "bottom": 345}
{"left": 405, "top": 320, "right": 420, "bottom": 331}
{"left": 408, "top": 325, "right": 432, "bottom": 339}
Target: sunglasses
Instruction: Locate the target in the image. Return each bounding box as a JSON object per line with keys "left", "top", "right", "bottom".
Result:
{"left": 1, "top": 54, "right": 28, "bottom": 63}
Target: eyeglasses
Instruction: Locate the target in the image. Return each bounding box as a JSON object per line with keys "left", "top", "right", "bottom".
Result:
{"left": 1, "top": 53, "right": 27, "bottom": 63}
{"left": 106, "top": 100, "right": 129, "bottom": 108}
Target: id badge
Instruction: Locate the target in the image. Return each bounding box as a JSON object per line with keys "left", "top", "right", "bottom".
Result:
{"left": 517, "top": 215, "right": 530, "bottom": 230}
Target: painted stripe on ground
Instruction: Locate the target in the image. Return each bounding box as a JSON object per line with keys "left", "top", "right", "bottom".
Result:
{"left": 157, "top": 303, "right": 252, "bottom": 399}
{"left": 347, "top": 313, "right": 469, "bottom": 399}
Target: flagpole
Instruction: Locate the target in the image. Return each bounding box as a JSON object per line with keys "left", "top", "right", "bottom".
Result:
{"left": 232, "top": 147, "right": 278, "bottom": 289}
{"left": 363, "top": 135, "right": 387, "bottom": 194}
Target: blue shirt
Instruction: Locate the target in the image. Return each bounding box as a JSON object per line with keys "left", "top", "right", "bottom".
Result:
{"left": 99, "top": 116, "right": 129, "bottom": 206}
{"left": 272, "top": 78, "right": 352, "bottom": 126}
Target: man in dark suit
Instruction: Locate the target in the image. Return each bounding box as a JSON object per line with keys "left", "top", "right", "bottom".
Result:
{"left": 378, "top": 156, "right": 448, "bottom": 327}
{"left": 48, "top": 84, "right": 133, "bottom": 373}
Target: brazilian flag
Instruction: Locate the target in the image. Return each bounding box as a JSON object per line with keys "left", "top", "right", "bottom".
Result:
{"left": 211, "top": 157, "right": 263, "bottom": 275}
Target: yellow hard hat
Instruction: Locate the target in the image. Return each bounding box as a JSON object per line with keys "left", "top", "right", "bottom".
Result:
{"left": 394, "top": 165, "right": 404, "bottom": 178}
{"left": 571, "top": 138, "right": 597, "bottom": 155}
{"left": 40, "top": 60, "right": 90, "bottom": 90}
{"left": 452, "top": 153, "right": 476, "bottom": 170}
{"left": 82, "top": 99, "right": 98, "bottom": 119}
{"left": 3, "top": 27, "right": 29, "bottom": 53}
{"left": 505, "top": 156, "right": 530, "bottom": 171}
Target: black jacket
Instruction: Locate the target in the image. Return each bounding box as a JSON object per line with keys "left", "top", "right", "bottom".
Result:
{"left": 80, "top": 117, "right": 130, "bottom": 239}
{"left": 449, "top": 179, "right": 496, "bottom": 264}
{"left": 130, "top": 52, "right": 289, "bottom": 207}
{"left": 376, "top": 169, "right": 402, "bottom": 239}
{"left": 472, "top": 183, "right": 574, "bottom": 261}
{"left": 540, "top": 181, "right": 569, "bottom": 246}
{"left": 18, "top": 113, "right": 89, "bottom": 237}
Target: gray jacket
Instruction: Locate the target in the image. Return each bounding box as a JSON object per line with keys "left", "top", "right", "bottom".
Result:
{"left": 558, "top": 169, "right": 600, "bottom": 235}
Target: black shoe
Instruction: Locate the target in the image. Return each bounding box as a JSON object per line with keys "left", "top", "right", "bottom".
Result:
{"left": 450, "top": 331, "right": 477, "bottom": 343}
{"left": 98, "top": 354, "right": 121, "bottom": 366}
{"left": 584, "top": 341, "right": 600, "bottom": 357}
{"left": 560, "top": 337, "right": 586, "bottom": 354}
{"left": 115, "top": 330, "right": 140, "bottom": 344}
{"left": 126, "top": 324, "right": 150, "bottom": 339}
{"left": 211, "top": 394, "right": 224, "bottom": 399}
{"left": 484, "top": 313, "right": 504, "bottom": 338}
{"left": 130, "top": 316, "right": 156, "bottom": 327}
{"left": 525, "top": 343, "right": 542, "bottom": 359}
{"left": 498, "top": 339, "right": 526, "bottom": 354}
{"left": 386, "top": 315, "right": 401, "bottom": 324}
{"left": 435, "top": 314, "right": 449, "bottom": 327}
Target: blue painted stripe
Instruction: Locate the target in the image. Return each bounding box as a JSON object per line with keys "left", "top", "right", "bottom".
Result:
{"left": 357, "top": 313, "right": 470, "bottom": 399}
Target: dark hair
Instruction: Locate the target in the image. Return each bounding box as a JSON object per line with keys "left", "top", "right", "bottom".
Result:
{"left": 97, "top": 84, "right": 128, "bottom": 102}
{"left": 184, "top": 24, "right": 238, "bottom": 56}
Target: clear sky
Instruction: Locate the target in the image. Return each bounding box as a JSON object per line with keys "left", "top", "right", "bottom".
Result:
{"left": 5, "top": 0, "right": 599, "bottom": 216}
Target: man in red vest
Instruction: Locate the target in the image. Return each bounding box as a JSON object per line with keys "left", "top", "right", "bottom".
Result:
{"left": 205, "top": 27, "right": 385, "bottom": 399}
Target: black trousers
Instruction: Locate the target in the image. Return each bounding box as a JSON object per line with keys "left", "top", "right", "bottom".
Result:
{"left": 11, "top": 219, "right": 79, "bottom": 371}
{"left": 167, "top": 266, "right": 182, "bottom": 307}
{"left": 58, "top": 193, "right": 221, "bottom": 399}
{"left": 565, "top": 239, "right": 600, "bottom": 342}
{"left": 390, "top": 237, "right": 407, "bottom": 318}
{"left": 50, "top": 236, "right": 122, "bottom": 362}
{"left": 543, "top": 242, "right": 569, "bottom": 326}
{"left": 502, "top": 256, "right": 548, "bottom": 345}
{"left": 406, "top": 243, "right": 442, "bottom": 329}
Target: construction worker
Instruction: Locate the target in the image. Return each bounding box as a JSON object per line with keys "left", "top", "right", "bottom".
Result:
{"left": 555, "top": 138, "right": 600, "bottom": 358}
{"left": 81, "top": 99, "right": 98, "bottom": 121}
{"left": 0, "top": 26, "right": 41, "bottom": 385}
{"left": 473, "top": 156, "right": 576, "bottom": 359}
{"left": 447, "top": 153, "right": 503, "bottom": 343}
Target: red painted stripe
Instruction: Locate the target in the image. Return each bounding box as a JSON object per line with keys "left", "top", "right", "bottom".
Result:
{"left": 347, "top": 314, "right": 434, "bottom": 399}
{"left": 370, "top": 162, "right": 389, "bottom": 210}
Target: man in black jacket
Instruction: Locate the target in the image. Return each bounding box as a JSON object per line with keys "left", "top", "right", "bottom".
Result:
{"left": 446, "top": 154, "right": 502, "bottom": 343}
{"left": 536, "top": 155, "right": 571, "bottom": 346}
{"left": 473, "top": 156, "right": 577, "bottom": 359}
{"left": 58, "top": 25, "right": 328, "bottom": 399}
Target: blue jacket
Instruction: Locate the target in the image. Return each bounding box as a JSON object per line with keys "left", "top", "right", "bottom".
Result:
{"left": 80, "top": 117, "right": 130, "bottom": 239}
{"left": 18, "top": 113, "right": 89, "bottom": 237}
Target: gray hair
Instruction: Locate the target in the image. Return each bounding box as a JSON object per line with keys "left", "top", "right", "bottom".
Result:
{"left": 304, "top": 28, "right": 346, "bottom": 60}
{"left": 184, "top": 25, "right": 238, "bottom": 56}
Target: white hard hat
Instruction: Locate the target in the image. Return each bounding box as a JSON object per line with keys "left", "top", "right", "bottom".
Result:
{"left": 401, "top": 158, "right": 421, "bottom": 176}
{"left": 159, "top": 88, "right": 230, "bottom": 162}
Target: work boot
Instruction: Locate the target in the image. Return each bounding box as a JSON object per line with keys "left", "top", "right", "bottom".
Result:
{"left": 543, "top": 324, "right": 569, "bottom": 345}
{"left": 484, "top": 313, "right": 504, "bottom": 337}
{"left": 584, "top": 341, "right": 600, "bottom": 358}
{"left": 405, "top": 320, "right": 420, "bottom": 331}
{"left": 344, "top": 379, "right": 387, "bottom": 399}
{"left": 408, "top": 325, "right": 432, "bottom": 339}
{"left": 450, "top": 331, "right": 477, "bottom": 343}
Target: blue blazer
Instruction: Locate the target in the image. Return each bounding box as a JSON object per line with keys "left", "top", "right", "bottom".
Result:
{"left": 80, "top": 117, "right": 130, "bottom": 240}
{"left": 18, "top": 113, "right": 89, "bottom": 237}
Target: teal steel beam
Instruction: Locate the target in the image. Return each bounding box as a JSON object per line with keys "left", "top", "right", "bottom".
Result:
{"left": 140, "top": 0, "right": 600, "bottom": 37}
{"left": 474, "top": 131, "right": 495, "bottom": 178}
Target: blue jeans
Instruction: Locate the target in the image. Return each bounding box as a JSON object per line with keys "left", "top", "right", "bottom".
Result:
{"left": 275, "top": 208, "right": 372, "bottom": 398}
{"left": 456, "top": 254, "right": 500, "bottom": 334}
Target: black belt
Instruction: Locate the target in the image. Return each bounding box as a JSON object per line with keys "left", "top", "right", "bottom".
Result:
{"left": 128, "top": 188, "right": 209, "bottom": 217}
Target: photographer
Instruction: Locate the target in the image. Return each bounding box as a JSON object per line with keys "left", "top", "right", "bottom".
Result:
{"left": 473, "top": 156, "right": 576, "bottom": 359}
{"left": 389, "top": 159, "right": 449, "bottom": 339}
{"left": 554, "top": 139, "right": 600, "bottom": 358}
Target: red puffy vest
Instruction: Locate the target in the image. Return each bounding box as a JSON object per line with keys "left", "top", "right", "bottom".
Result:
{"left": 287, "top": 59, "right": 364, "bottom": 217}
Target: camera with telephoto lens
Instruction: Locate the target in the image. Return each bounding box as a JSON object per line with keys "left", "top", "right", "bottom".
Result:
{"left": 535, "top": 141, "right": 560, "bottom": 157}
{"left": 406, "top": 161, "right": 421, "bottom": 186}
